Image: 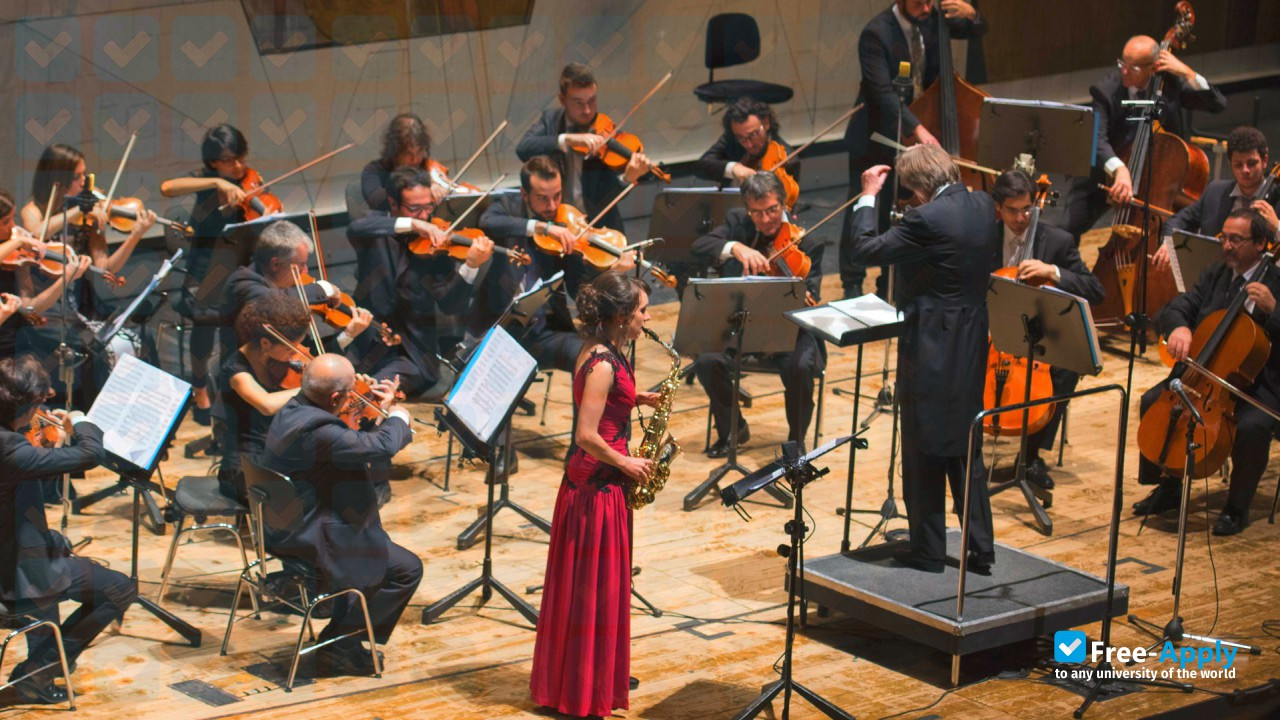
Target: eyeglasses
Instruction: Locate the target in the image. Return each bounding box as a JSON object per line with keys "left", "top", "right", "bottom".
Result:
{"left": 1220, "top": 233, "right": 1254, "bottom": 246}
{"left": 1000, "top": 205, "right": 1033, "bottom": 217}
{"left": 734, "top": 125, "right": 766, "bottom": 145}
{"left": 746, "top": 203, "right": 782, "bottom": 219}
{"left": 1116, "top": 58, "right": 1153, "bottom": 74}
{"left": 401, "top": 203, "right": 436, "bottom": 215}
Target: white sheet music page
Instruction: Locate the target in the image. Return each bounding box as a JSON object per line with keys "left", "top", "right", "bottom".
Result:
{"left": 447, "top": 325, "right": 538, "bottom": 442}
{"left": 86, "top": 355, "right": 192, "bottom": 471}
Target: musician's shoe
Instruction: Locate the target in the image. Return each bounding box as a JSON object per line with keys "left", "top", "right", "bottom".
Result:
{"left": 1212, "top": 509, "right": 1248, "bottom": 536}
{"left": 706, "top": 423, "right": 750, "bottom": 459}
{"left": 629, "top": 676, "right": 640, "bottom": 691}
{"left": 374, "top": 481, "right": 392, "bottom": 508}
{"left": 1026, "top": 457, "right": 1054, "bottom": 490}
{"left": 966, "top": 551, "right": 995, "bottom": 576}
{"left": 892, "top": 548, "right": 944, "bottom": 573}
{"left": 8, "top": 660, "right": 69, "bottom": 705}
{"left": 1132, "top": 480, "right": 1180, "bottom": 516}
{"left": 311, "top": 642, "right": 383, "bottom": 677}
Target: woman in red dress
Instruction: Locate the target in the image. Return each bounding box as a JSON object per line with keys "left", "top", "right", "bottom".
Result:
{"left": 531, "top": 272, "right": 659, "bottom": 718}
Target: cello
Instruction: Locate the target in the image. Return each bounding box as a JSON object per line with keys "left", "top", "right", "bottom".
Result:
{"left": 908, "top": 5, "right": 990, "bottom": 190}
{"left": 1090, "top": 2, "right": 1206, "bottom": 328}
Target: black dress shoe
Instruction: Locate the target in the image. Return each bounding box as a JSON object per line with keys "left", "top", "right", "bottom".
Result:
{"left": 1025, "top": 457, "right": 1054, "bottom": 490}
{"left": 8, "top": 661, "right": 68, "bottom": 705}
{"left": 1212, "top": 509, "right": 1248, "bottom": 536}
{"left": 706, "top": 423, "right": 750, "bottom": 459}
{"left": 629, "top": 676, "right": 639, "bottom": 690}
{"left": 313, "top": 643, "right": 383, "bottom": 677}
{"left": 1133, "top": 481, "right": 1180, "bottom": 516}
{"left": 892, "top": 548, "right": 944, "bottom": 573}
{"left": 966, "top": 551, "right": 995, "bottom": 576}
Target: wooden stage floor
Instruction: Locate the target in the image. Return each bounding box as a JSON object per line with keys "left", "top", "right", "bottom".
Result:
{"left": 4, "top": 241, "right": 1280, "bottom": 719}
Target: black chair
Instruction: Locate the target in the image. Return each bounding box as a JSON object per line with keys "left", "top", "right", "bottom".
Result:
{"left": 694, "top": 13, "right": 794, "bottom": 105}
{"left": 156, "top": 473, "right": 256, "bottom": 614}
{"left": 0, "top": 601, "right": 75, "bottom": 710}
{"left": 221, "top": 457, "right": 381, "bottom": 691}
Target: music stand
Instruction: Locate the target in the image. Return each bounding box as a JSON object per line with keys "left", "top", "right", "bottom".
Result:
{"left": 721, "top": 436, "right": 857, "bottom": 720}
{"left": 647, "top": 188, "right": 742, "bottom": 288}
{"left": 85, "top": 355, "right": 202, "bottom": 647}
{"left": 786, "top": 294, "right": 903, "bottom": 551}
{"left": 1167, "top": 230, "right": 1221, "bottom": 291}
{"left": 675, "top": 277, "right": 806, "bottom": 511}
{"left": 423, "top": 325, "right": 541, "bottom": 626}
{"left": 978, "top": 98, "right": 1096, "bottom": 176}
{"left": 987, "top": 277, "right": 1103, "bottom": 535}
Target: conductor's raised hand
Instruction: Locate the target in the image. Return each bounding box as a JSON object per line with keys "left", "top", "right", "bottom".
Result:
{"left": 860, "top": 165, "right": 892, "bottom": 199}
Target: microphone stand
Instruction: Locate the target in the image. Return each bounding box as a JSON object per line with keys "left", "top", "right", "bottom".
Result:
{"left": 57, "top": 187, "right": 98, "bottom": 534}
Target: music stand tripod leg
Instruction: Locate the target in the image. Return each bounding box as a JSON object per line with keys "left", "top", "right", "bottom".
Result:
{"left": 454, "top": 436, "right": 551, "bottom": 549}
{"left": 128, "top": 486, "right": 202, "bottom": 647}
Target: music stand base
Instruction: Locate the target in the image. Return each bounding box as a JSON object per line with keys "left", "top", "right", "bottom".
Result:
{"left": 989, "top": 473, "right": 1054, "bottom": 535}
{"left": 421, "top": 558, "right": 539, "bottom": 627}
{"left": 456, "top": 482, "right": 551, "bottom": 551}
{"left": 732, "top": 679, "right": 855, "bottom": 720}
{"left": 1127, "top": 614, "right": 1261, "bottom": 656}
{"left": 132, "top": 596, "right": 202, "bottom": 647}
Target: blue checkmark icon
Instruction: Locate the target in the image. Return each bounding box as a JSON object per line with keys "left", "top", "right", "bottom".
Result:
{"left": 1054, "top": 630, "right": 1087, "bottom": 663}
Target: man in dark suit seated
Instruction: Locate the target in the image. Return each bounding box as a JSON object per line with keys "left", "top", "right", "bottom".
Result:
{"left": 1134, "top": 209, "right": 1280, "bottom": 536}
{"left": 839, "top": 0, "right": 985, "bottom": 297}
{"left": 347, "top": 167, "right": 493, "bottom": 398}
{"left": 990, "top": 170, "right": 1104, "bottom": 489}
{"left": 690, "top": 172, "right": 825, "bottom": 457}
{"left": 0, "top": 356, "right": 136, "bottom": 704}
{"left": 516, "top": 62, "right": 654, "bottom": 232}
{"left": 844, "top": 144, "right": 998, "bottom": 574}
{"left": 696, "top": 97, "right": 799, "bottom": 196}
{"left": 261, "top": 353, "right": 420, "bottom": 676}
{"left": 1065, "top": 34, "right": 1226, "bottom": 236}
{"left": 1153, "top": 126, "right": 1280, "bottom": 273}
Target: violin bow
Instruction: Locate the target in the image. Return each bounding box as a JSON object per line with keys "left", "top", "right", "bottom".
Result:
{"left": 764, "top": 193, "right": 865, "bottom": 262}
{"left": 765, "top": 104, "right": 863, "bottom": 173}
{"left": 264, "top": 322, "right": 394, "bottom": 421}
{"left": 441, "top": 174, "right": 508, "bottom": 237}
{"left": 447, "top": 120, "right": 509, "bottom": 189}
{"left": 308, "top": 210, "right": 329, "bottom": 282}
{"left": 290, "top": 264, "right": 327, "bottom": 352}
{"left": 101, "top": 132, "right": 137, "bottom": 214}
{"left": 39, "top": 183, "right": 58, "bottom": 245}
{"left": 576, "top": 180, "right": 640, "bottom": 240}
{"left": 219, "top": 142, "right": 355, "bottom": 211}
{"left": 869, "top": 132, "right": 1000, "bottom": 176}
{"left": 602, "top": 71, "right": 673, "bottom": 142}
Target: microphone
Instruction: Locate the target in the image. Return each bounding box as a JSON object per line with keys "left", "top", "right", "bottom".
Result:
{"left": 893, "top": 61, "right": 914, "bottom": 103}
{"left": 155, "top": 248, "right": 185, "bottom": 283}
{"left": 621, "top": 237, "right": 663, "bottom": 252}
{"left": 249, "top": 196, "right": 268, "bottom": 216}
{"left": 1169, "top": 378, "right": 1204, "bottom": 427}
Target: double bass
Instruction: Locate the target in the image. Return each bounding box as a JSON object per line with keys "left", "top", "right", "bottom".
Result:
{"left": 1090, "top": 2, "right": 1206, "bottom": 328}
{"left": 908, "top": 5, "right": 990, "bottom": 190}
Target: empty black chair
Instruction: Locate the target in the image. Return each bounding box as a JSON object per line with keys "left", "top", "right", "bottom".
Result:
{"left": 695, "top": 13, "right": 794, "bottom": 105}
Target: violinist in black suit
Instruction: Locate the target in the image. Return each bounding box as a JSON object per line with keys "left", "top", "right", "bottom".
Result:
{"left": 845, "top": 144, "right": 998, "bottom": 574}
{"left": 516, "top": 63, "right": 653, "bottom": 232}
{"left": 0, "top": 356, "right": 136, "bottom": 704}
{"left": 1066, "top": 34, "right": 1226, "bottom": 236}
{"left": 1153, "top": 127, "right": 1280, "bottom": 274}
{"left": 1134, "top": 209, "right": 1280, "bottom": 536}
{"left": 990, "top": 171, "right": 1103, "bottom": 489}
{"left": 839, "top": 0, "right": 986, "bottom": 297}
{"left": 261, "top": 353, "right": 420, "bottom": 676}
{"left": 696, "top": 97, "right": 799, "bottom": 190}
{"left": 347, "top": 167, "right": 493, "bottom": 398}
{"left": 690, "top": 172, "right": 825, "bottom": 456}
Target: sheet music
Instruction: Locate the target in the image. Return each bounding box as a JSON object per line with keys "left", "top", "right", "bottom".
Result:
{"left": 86, "top": 355, "right": 191, "bottom": 471}
{"left": 829, "top": 294, "right": 903, "bottom": 326}
{"left": 447, "top": 325, "right": 538, "bottom": 443}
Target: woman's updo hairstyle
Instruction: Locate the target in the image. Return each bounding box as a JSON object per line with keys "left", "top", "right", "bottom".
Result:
{"left": 576, "top": 271, "right": 648, "bottom": 339}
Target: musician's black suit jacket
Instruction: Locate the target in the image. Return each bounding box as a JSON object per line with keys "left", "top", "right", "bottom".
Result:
{"left": 0, "top": 422, "right": 104, "bottom": 603}
{"left": 695, "top": 134, "right": 800, "bottom": 186}
{"left": 842, "top": 6, "right": 986, "bottom": 167}
{"left": 515, "top": 107, "right": 627, "bottom": 231}
{"left": 691, "top": 208, "right": 824, "bottom": 301}
{"left": 1090, "top": 69, "right": 1226, "bottom": 173}
{"left": 260, "top": 395, "right": 412, "bottom": 591}
{"left": 993, "top": 221, "right": 1104, "bottom": 303}
{"left": 846, "top": 184, "right": 998, "bottom": 456}
{"left": 1167, "top": 179, "right": 1280, "bottom": 239}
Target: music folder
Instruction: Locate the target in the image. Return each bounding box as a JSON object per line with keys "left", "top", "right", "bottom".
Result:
{"left": 785, "top": 293, "right": 903, "bottom": 347}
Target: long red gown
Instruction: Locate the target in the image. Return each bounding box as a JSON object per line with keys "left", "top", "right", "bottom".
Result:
{"left": 530, "top": 349, "right": 634, "bottom": 717}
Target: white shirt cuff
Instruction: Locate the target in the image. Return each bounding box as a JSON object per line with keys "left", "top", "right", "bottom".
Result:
{"left": 525, "top": 219, "right": 539, "bottom": 237}
{"left": 1104, "top": 157, "right": 1126, "bottom": 175}
{"left": 724, "top": 161, "right": 739, "bottom": 180}
{"left": 719, "top": 240, "right": 740, "bottom": 263}
{"left": 458, "top": 263, "right": 480, "bottom": 284}
{"left": 394, "top": 217, "right": 414, "bottom": 234}
{"left": 1192, "top": 73, "right": 1209, "bottom": 91}
{"left": 388, "top": 407, "right": 410, "bottom": 425}
{"left": 316, "top": 279, "right": 338, "bottom": 298}
{"left": 557, "top": 134, "right": 569, "bottom": 152}
{"left": 69, "top": 413, "right": 89, "bottom": 426}
{"left": 1053, "top": 265, "right": 1062, "bottom": 284}
{"left": 853, "top": 194, "right": 876, "bottom": 213}
{"left": 336, "top": 330, "right": 355, "bottom": 350}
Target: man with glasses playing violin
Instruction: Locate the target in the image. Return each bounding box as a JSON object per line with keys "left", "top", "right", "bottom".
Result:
{"left": 691, "top": 172, "right": 826, "bottom": 457}
{"left": 1135, "top": 208, "right": 1280, "bottom": 536}
{"left": 1065, "top": 34, "right": 1226, "bottom": 236}
{"left": 696, "top": 97, "right": 799, "bottom": 192}
{"left": 348, "top": 167, "right": 493, "bottom": 398}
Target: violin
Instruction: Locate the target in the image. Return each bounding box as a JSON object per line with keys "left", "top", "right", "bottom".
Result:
{"left": 531, "top": 202, "right": 677, "bottom": 287}
{"left": 568, "top": 112, "right": 671, "bottom": 182}
{"left": 744, "top": 140, "right": 800, "bottom": 210}
{"left": 295, "top": 269, "right": 400, "bottom": 347}
{"left": 1, "top": 240, "right": 125, "bottom": 287}
{"left": 762, "top": 221, "right": 817, "bottom": 306}
{"left": 263, "top": 323, "right": 400, "bottom": 431}
{"left": 426, "top": 159, "right": 482, "bottom": 195}
{"left": 26, "top": 409, "right": 64, "bottom": 449}
{"left": 1137, "top": 250, "right": 1276, "bottom": 479}
{"left": 106, "top": 197, "right": 192, "bottom": 236}
{"left": 234, "top": 167, "right": 285, "bottom": 221}
{"left": 985, "top": 175, "right": 1057, "bottom": 437}
{"left": 409, "top": 217, "right": 532, "bottom": 266}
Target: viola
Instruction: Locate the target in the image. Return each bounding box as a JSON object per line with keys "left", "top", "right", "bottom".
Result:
{"left": 263, "top": 323, "right": 399, "bottom": 431}
{"left": 568, "top": 112, "right": 672, "bottom": 182}
{"left": 908, "top": 7, "right": 990, "bottom": 190}
{"left": 530, "top": 203, "right": 677, "bottom": 287}
{"left": 744, "top": 140, "right": 800, "bottom": 210}
{"left": 985, "top": 175, "right": 1057, "bottom": 437}
{"left": 426, "top": 159, "right": 482, "bottom": 195}
{"left": 760, "top": 222, "right": 816, "bottom": 306}
{"left": 106, "top": 197, "right": 192, "bottom": 236}
{"left": 234, "top": 167, "right": 285, "bottom": 221}
{"left": 410, "top": 217, "right": 531, "bottom": 266}
{"left": 1091, "top": 1, "right": 1205, "bottom": 328}
{"left": 1, "top": 241, "right": 125, "bottom": 286}
{"left": 26, "top": 409, "right": 64, "bottom": 448}
{"left": 296, "top": 269, "right": 401, "bottom": 347}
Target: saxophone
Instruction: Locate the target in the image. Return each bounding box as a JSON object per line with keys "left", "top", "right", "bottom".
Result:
{"left": 627, "top": 328, "right": 682, "bottom": 510}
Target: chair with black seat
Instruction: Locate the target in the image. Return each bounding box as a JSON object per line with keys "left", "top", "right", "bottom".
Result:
{"left": 0, "top": 602, "right": 75, "bottom": 710}
{"left": 701, "top": 357, "right": 827, "bottom": 449}
{"left": 695, "top": 13, "right": 794, "bottom": 106}
{"left": 222, "top": 457, "right": 381, "bottom": 692}
{"left": 156, "top": 459, "right": 257, "bottom": 614}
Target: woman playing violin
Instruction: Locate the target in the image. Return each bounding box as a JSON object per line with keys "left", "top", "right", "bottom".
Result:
{"left": 696, "top": 97, "right": 800, "bottom": 204}
{"left": 214, "top": 292, "right": 307, "bottom": 503}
